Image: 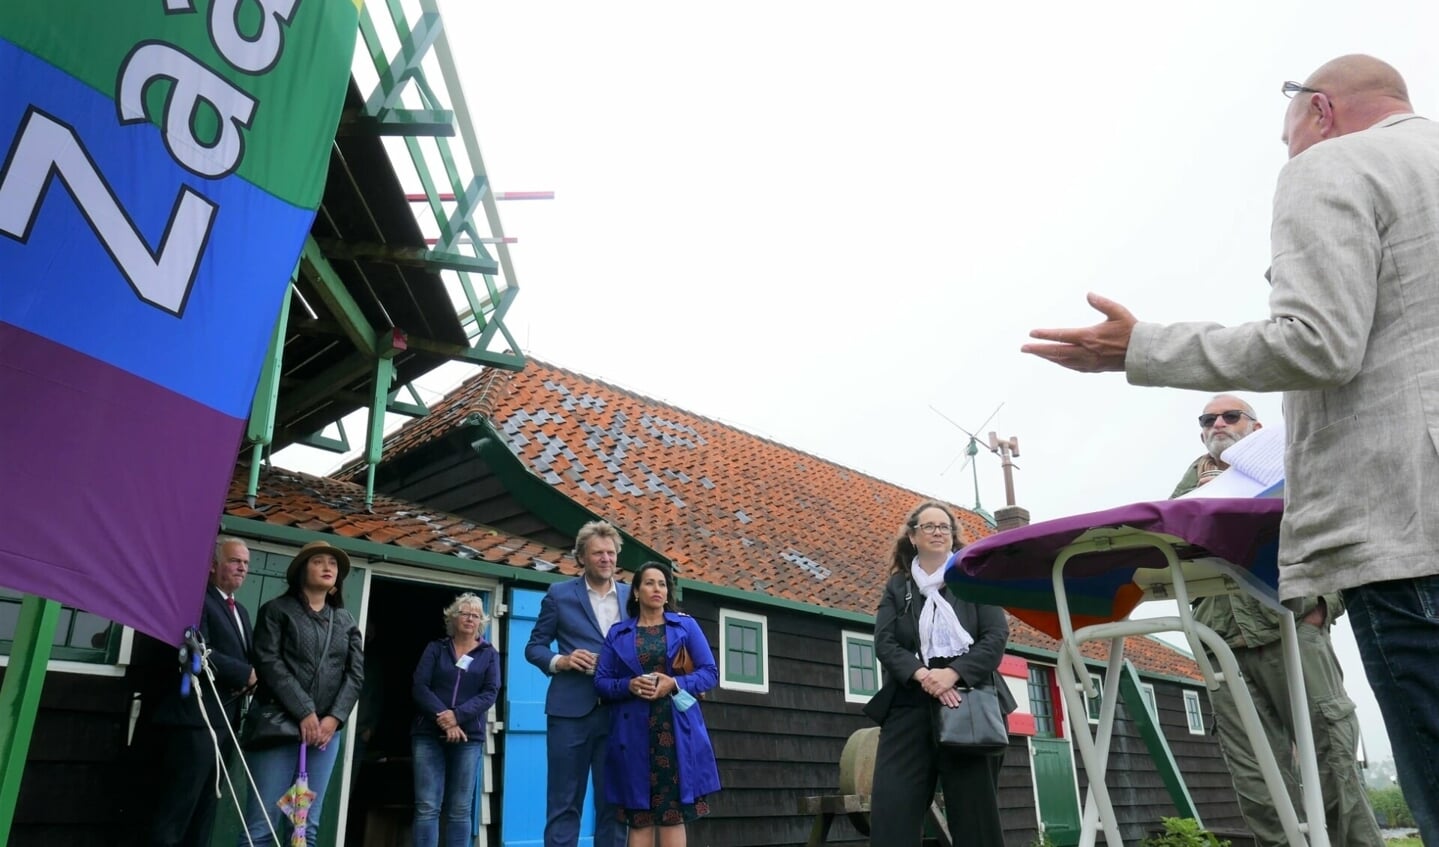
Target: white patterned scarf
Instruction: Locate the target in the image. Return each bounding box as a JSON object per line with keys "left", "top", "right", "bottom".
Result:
{"left": 911, "top": 559, "right": 974, "bottom": 663}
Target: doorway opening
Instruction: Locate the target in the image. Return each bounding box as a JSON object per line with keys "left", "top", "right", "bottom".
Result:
{"left": 345, "top": 575, "right": 498, "bottom": 847}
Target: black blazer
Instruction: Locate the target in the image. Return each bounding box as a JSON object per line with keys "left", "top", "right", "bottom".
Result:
{"left": 141, "top": 583, "right": 256, "bottom": 730}
{"left": 864, "top": 570, "right": 1016, "bottom": 724}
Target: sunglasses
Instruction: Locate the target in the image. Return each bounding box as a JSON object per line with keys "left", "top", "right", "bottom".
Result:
{"left": 1198, "top": 411, "right": 1252, "bottom": 428}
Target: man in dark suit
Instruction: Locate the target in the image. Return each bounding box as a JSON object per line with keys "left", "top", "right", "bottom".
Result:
{"left": 525, "top": 521, "right": 632, "bottom": 847}
{"left": 132, "top": 536, "right": 256, "bottom": 846}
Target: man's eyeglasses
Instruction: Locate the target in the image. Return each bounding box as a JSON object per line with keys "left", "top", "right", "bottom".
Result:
{"left": 914, "top": 522, "right": 953, "bottom": 536}
{"left": 1282, "top": 81, "right": 1324, "bottom": 99}
{"left": 1198, "top": 411, "right": 1253, "bottom": 428}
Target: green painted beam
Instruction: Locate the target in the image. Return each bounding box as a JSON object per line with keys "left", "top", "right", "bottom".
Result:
{"left": 1119, "top": 659, "right": 1201, "bottom": 822}
{"left": 0, "top": 596, "right": 60, "bottom": 842}
{"left": 246, "top": 288, "right": 294, "bottom": 504}
{"left": 218, "top": 515, "right": 567, "bottom": 589}
{"left": 470, "top": 282, "right": 518, "bottom": 350}
{"left": 301, "top": 237, "right": 378, "bottom": 358}
{"left": 312, "top": 238, "right": 498, "bottom": 275}
{"left": 363, "top": 11, "right": 443, "bottom": 117}
{"left": 401, "top": 335, "right": 526, "bottom": 369}
{"left": 386, "top": 383, "right": 429, "bottom": 418}
{"left": 339, "top": 110, "right": 454, "bottom": 137}
{"left": 363, "top": 356, "right": 397, "bottom": 509}
{"left": 246, "top": 286, "right": 293, "bottom": 445}
{"left": 302, "top": 385, "right": 429, "bottom": 417}
{"left": 275, "top": 350, "right": 372, "bottom": 424}
{"left": 293, "top": 419, "right": 351, "bottom": 454}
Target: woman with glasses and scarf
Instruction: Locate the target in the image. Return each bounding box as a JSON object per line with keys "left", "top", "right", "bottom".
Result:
{"left": 863, "top": 501, "right": 1014, "bottom": 846}
{"left": 409, "top": 593, "right": 501, "bottom": 847}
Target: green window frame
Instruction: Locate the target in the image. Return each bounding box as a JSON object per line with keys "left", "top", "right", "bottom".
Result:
{"left": 719, "top": 609, "right": 767, "bottom": 693}
{"left": 841, "top": 630, "right": 879, "bottom": 703}
{"left": 0, "top": 588, "right": 121, "bottom": 664}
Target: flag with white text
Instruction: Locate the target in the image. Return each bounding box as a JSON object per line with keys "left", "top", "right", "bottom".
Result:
{"left": 0, "top": 0, "right": 360, "bottom": 644}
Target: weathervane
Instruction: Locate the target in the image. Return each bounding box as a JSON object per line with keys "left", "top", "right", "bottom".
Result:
{"left": 931, "top": 403, "right": 1022, "bottom": 511}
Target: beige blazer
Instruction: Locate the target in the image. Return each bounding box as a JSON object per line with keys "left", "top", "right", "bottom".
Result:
{"left": 1128, "top": 114, "right": 1439, "bottom": 599}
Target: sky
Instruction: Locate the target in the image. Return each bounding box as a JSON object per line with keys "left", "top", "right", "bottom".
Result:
{"left": 275, "top": 0, "right": 1439, "bottom": 762}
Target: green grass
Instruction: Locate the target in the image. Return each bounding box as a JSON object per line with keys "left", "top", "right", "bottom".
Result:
{"left": 1383, "top": 836, "right": 1421, "bottom": 847}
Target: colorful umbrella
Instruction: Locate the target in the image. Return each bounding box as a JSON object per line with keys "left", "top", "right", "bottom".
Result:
{"left": 276, "top": 743, "right": 316, "bottom": 847}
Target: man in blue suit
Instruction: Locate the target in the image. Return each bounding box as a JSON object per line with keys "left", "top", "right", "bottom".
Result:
{"left": 525, "top": 521, "right": 632, "bottom": 847}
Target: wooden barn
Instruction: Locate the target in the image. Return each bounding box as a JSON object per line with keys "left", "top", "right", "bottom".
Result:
{"left": 324, "top": 358, "right": 1250, "bottom": 846}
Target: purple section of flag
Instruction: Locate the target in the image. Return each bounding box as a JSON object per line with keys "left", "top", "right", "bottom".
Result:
{"left": 0, "top": 322, "right": 243, "bottom": 644}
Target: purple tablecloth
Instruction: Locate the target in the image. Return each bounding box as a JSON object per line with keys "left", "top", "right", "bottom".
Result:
{"left": 944, "top": 498, "right": 1283, "bottom": 639}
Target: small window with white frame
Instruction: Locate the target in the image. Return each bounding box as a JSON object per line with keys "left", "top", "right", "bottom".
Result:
{"left": 1086, "top": 674, "right": 1103, "bottom": 724}
{"left": 841, "top": 630, "right": 880, "bottom": 704}
{"left": 1140, "top": 682, "right": 1158, "bottom": 721}
{"left": 1183, "top": 689, "right": 1204, "bottom": 734}
{"left": 719, "top": 609, "right": 768, "bottom": 693}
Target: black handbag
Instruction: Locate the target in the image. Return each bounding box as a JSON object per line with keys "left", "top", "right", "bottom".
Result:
{"left": 240, "top": 699, "right": 301, "bottom": 748}
{"left": 933, "top": 685, "right": 1008, "bottom": 752}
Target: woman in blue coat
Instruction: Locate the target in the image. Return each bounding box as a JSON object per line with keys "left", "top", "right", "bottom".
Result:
{"left": 595, "top": 561, "right": 720, "bottom": 847}
{"left": 410, "top": 592, "right": 501, "bottom": 847}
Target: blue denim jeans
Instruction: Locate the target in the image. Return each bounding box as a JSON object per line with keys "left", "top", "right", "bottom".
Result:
{"left": 1343, "top": 576, "right": 1439, "bottom": 844}
{"left": 237, "top": 734, "right": 343, "bottom": 847}
{"left": 412, "top": 734, "right": 483, "bottom": 847}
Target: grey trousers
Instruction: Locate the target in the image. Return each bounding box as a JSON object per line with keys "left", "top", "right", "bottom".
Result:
{"left": 1206, "top": 622, "right": 1383, "bottom": 847}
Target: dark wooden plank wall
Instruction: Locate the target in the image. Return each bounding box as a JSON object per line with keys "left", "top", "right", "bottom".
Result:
{"left": 677, "top": 597, "right": 1059, "bottom": 847}
{"left": 1069, "top": 679, "right": 1245, "bottom": 843}
{"left": 0, "top": 668, "right": 132, "bottom": 847}
{"left": 680, "top": 595, "right": 871, "bottom": 847}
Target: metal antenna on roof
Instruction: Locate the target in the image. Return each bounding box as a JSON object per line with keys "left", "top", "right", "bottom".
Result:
{"left": 931, "top": 403, "right": 1004, "bottom": 512}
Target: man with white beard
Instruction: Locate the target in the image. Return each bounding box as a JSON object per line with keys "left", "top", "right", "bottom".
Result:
{"left": 1171, "top": 395, "right": 1381, "bottom": 847}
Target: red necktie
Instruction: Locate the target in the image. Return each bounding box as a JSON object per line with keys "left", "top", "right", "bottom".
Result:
{"left": 226, "top": 595, "right": 236, "bottom": 614}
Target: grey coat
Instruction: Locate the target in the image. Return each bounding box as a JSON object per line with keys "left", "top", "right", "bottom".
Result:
{"left": 251, "top": 594, "right": 365, "bottom": 725}
{"left": 1129, "top": 114, "right": 1439, "bottom": 599}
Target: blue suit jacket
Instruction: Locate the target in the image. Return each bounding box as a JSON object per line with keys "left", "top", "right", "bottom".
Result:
{"left": 524, "top": 576, "right": 631, "bottom": 718}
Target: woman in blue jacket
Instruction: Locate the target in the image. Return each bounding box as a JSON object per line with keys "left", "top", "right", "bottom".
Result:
{"left": 410, "top": 592, "right": 501, "bottom": 847}
{"left": 595, "top": 561, "right": 720, "bottom": 847}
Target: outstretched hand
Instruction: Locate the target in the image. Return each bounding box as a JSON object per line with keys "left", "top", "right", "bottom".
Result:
{"left": 1022, "top": 293, "right": 1137, "bottom": 373}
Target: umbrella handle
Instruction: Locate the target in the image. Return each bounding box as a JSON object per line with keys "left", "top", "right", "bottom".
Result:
{"left": 298, "top": 741, "right": 308, "bottom": 775}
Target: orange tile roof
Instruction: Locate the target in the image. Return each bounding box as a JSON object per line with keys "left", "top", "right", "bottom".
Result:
{"left": 346, "top": 359, "right": 1202, "bottom": 682}
{"left": 224, "top": 465, "right": 578, "bottom": 574}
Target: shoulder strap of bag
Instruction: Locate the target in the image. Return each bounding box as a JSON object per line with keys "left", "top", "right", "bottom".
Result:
{"left": 307, "top": 606, "right": 335, "bottom": 696}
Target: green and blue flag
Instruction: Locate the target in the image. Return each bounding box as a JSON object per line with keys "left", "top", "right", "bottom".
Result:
{"left": 0, "top": 0, "right": 361, "bottom": 643}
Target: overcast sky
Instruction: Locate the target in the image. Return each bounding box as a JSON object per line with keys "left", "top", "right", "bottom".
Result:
{"left": 277, "top": 0, "right": 1439, "bottom": 762}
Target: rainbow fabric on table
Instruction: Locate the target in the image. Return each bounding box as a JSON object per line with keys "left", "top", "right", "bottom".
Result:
{"left": 945, "top": 498, "right": 1283, "bottom": 639}
{"left": 0, "top": 0, "right": 360, "bottom": 644}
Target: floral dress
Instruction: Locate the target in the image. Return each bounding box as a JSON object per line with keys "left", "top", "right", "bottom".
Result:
{"left": 621, "top": 624, "right": 711, "bottom": 827}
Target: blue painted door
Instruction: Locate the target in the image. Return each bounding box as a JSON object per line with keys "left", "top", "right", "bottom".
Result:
{"left": 505, "top": 587, "right": 601, "bottom": 847}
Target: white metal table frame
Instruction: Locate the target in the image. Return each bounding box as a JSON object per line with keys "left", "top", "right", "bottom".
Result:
{"left": 1047, "top": 527, "right": 1329, "bottom": 847}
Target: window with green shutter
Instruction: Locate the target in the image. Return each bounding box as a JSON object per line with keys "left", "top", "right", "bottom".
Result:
{"left": 719, "top": 609, "right": 768, "bottom": 693}
{"left": 842, "top": 630, "right": 879, "bottom": 703}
